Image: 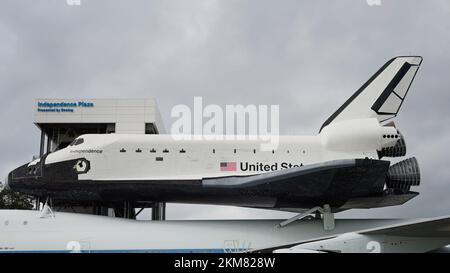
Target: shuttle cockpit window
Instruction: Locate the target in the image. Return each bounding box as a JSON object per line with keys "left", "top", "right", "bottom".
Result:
{"left": 69, "top": 138, "right": 84, "bottom": 146}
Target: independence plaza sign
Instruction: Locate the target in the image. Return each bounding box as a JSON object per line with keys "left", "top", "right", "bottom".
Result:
{"left": 37, "top": 101, "right": 95, "bottom": 113}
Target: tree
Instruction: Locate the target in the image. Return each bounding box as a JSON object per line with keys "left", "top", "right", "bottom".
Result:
{"left": 0, "top": 188, "right": 34, "bottom": 210}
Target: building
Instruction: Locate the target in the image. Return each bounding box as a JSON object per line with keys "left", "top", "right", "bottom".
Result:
{"left": 33, "top": 99, "right": 166, "bottom": 220}
{"left": 34, "top": 99, "right": 165, "bottom": 154}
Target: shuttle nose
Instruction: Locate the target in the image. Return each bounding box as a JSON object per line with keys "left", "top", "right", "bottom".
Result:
{"left": 6, "top": 155, "right": 86, "bottom": 198}
{"left": 6, "top": 161, "right": 43, "bottom": 192}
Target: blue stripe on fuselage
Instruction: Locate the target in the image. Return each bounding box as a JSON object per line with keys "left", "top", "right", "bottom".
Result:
{"left": 0, "top": 248, "right": 243, "bottom": 253}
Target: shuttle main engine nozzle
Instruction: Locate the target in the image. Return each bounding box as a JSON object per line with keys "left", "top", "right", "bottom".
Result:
{"left": 386, "top": 157, "right": 420, "bottom": 192}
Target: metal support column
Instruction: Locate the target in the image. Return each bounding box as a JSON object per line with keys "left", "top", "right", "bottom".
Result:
{"left": 123, "top": 201, "right": 130, "bottom": 219}
{"left": 322, "top": 204, "right": 335, "bottom": 231}
{"left": 46, "top": 130, "right": 52, "bottom": 153}
{"left": 122, "top": 201, "right": 136, "bottom": 219}
{"left": 39, "top": 130, "right": 45, "bottom": 157}
{"left": 152, "top": 202, "right": 166, "bottom": 220}
{"left": 35, "top": 197, "right": 40, "bottom": 211}
{"left": 35, "top": 130, "right": 45, "bottom": 211}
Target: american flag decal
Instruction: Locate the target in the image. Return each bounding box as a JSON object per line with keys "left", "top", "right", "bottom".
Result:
{"left": 220, "top": 162, "right": 237, "bottom": 171}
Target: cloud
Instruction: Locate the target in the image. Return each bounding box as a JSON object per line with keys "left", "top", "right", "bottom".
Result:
{"left": 1, "top": 0, "right": 450, "bottom": 219}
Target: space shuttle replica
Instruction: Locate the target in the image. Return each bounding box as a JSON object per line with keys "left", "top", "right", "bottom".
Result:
{"left": 6, "top": 56, "right": 422, "bottom": 213}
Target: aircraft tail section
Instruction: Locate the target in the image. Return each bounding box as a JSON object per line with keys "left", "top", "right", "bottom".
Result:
{"left": 319, "top": 56, "right": 423, "bottom": 132}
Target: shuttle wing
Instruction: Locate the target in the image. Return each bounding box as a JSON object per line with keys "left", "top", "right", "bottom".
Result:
{"left": 252, "top": 216, "right": 450, "bottom": 253}
{"left": 359, "top": 215, "right": 450, "bottom": 238}
{"left": 203, "top": 158, "right": 417, "bottom": 210}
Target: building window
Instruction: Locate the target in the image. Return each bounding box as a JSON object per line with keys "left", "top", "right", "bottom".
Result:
{"left": 156, "top": 157, "right": 163, "bottom": 161}
{"left": 179, "top": 149, "right": 186, "bottom": 153}
{"left": 253, "top": 149, "right": 256, "bottom": 154}
{"left": 150, "top": 149, "right": 156, "bottom": 153}
{"left": 163, "top": 149, "right": 169, "bottom": 153}
{"left": 120, "top": 148, "right": 126, "bottom": 153}
{"left": 234, "top": 149, "right": 237, "bottom": 154}
{"left": 136, "top": 149, "right": 142, "bottom": 153}
{"left": 213, "top": 149, "right": 215, "bottom": 154}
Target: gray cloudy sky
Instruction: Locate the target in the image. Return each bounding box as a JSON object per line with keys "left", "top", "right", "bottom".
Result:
{"left": 1, "top": 0, "right": 449, "bottom": 220}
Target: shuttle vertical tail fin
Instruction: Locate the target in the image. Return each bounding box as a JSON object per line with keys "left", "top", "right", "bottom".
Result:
{"left": 319, "top": 56, "right": 423, "bottom": 132}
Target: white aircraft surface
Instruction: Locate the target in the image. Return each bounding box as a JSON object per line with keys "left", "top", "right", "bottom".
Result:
{"left": 0, "top": 208, "right": 449, "bottom": 253}
{"left": 6, "top": 56, "right": 423, "bottom": 212}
